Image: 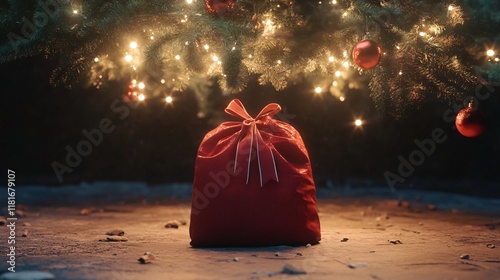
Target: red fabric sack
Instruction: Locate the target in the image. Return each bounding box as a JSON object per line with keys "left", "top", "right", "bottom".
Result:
{"left": 189, "top": 99, "right": 321, "bottom": 247}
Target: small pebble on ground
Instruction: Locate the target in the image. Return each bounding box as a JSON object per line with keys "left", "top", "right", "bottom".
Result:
{"left": 348, "top": 263, "right": 368, "bottom": 269}
{"left": 165, "top": 220, "right": 186, "bottom": 228}
{"left": 100, "top": 236, "right": 128, "bottom": 242}
{"left": 281, "top": 264, "right": 306, "bottom": 275}
{"left": 106, "top": 229, "right": 125, "bottom": 236}
{"left": 138, "top": 252, "right": 155, "bottom": 264}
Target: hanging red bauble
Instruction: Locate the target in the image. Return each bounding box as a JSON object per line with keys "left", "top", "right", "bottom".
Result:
{"left": 124, "top": 82, "right": 139, "bottom": 102}
{"left": 455, "top": 102, "right": 486, "bottom": 137}
{"left": 352, "top": 39, "right": 382, "bottom": 70}
{"left": 205, "top": 0, "right": 236, "bottom": 17}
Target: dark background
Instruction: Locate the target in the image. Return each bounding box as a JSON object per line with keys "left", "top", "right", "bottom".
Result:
{"left": 2, "top": 56, "right": 500, "bottom": 198}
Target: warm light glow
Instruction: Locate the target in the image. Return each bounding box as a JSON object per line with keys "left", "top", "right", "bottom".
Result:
{"left": 94, "top": 57, "right": 99, "bottom": 62}
{"left": 332, "top": 0, "right": 337, "bottom": 4}
{"left": 166, "top": 96, "right": 173, "bottom": 103}
{"left": 335, "top": 71, "right": 341, "bottom": 77}
{"left": 355, "top": 119, "right": 363, "bottom": 126}
{"left": 73, "top": 9, "right": 79, "bottom": 14}
{"left": 343, "top": 61, "right": 349, "bottom": 68}
{"left": 314, "top": 87, "right": 322, "bottom": 94}
{"left": 161, "top": 79, "right": 166, "bottom": 84}
{"left": 175, "top": 55, "right": 181, "bottom": 60}
{"left": 332, "top": 81, "right": 338, "bottom": 87}
{"left": 204, "top": 44, "right": 209, "bottom": 50}
{"left": 130, "top": 42, "right": 138, "bottom": 49}
{"left": 138, "top": 82, "right": 145, "bottom": 89}
{"left": 399, "top": 71, "right": 403, "bottom": 75}
{"left": 212, "top": 55, "right": 219, "bottom": 61}
{"left": 448, "top": 5, "right": 454, "bottom": 11}
{"left": 419, "top": 32, "right": 426, "bottom": 37}
{"left": 186, "top": 0, "right": 193, "bottom": 3}
{"left": 138, "top": 94, "right": 145, "bottom": 101}
{"left": 277, "top": 60, "right": 282, "bottom": 65}
{"left": 487, "top": 49, "right": 495, "bottom": 57}
{"left": 495, "top": 58, "right": 499, "bottom": 62}
{"left": 329, "top": 56, "right": 334, "bottom": 62}
{"left": 150, "top": 36, "right": 155, "bottom": 40}
{"left": 339, "top": 96, "right": 345, "bottom": 102}
{"left": 125, "top": 54, "right": 133, "bottom": 62}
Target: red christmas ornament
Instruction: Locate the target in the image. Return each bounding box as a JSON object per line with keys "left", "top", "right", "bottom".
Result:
{"left": 352, "top": 39, "right": 382, "bottom": 70}
{"left": 455, "top": 102, "right": 486, "bottom": 137}
{"left": 124, "top": 82, "right": 139, "bottom": 102}
{"left": 205, "top": 0, "right": 236, "bottom": 17}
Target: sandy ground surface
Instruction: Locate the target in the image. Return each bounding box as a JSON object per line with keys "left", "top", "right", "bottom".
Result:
{"left": 1, "top": 196, "right": 499, "bottom": 280}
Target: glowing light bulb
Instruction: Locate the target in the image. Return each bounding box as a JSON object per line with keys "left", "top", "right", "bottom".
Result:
{"left": 166, "top": 96, "right": 173, "bottom": 103}
{"left": 332, "top": 81, "right": 338, "bottom": 87}
{"left": 130, "top": 42, "right": 138, "bottom": 49}
{"left": 343, "top": 61, "right": 349, "bottom": 68}
{"left": 138, "top": 94, "right": 145, "bottom": 101}
{"left": 335, "top": 71, "right": 341, "bottom": 77}
{"left": 339, "top": 96, "right": 345, "bottom": 102}
{"left": 355, "top": 119, "right": 363, "bottom": 126}
{"left": 495, "top": 58, "right": 499, "bottom": 62}
{"left": 125, "top": 54, "right": 133, "bottom": 62}
{"left": 487, "top": 49, "right": 495, "bottom": 57}
{"left": 138, "top": 82, "right": 145, "bottom": 89}
{"left": 186, "top": 0, "right": 193, "bottom": 3}
{"left": 314, "top": 87, "right": 322, "bottom": 94}
{"left": 399, "top": 71, "right": 403, "bottom": 75}
{"left": 175, "top": 55, "right": 180, "bottom": 60}
{"left": 73, "top": 9, "right": 79, "bottom": 14}
{"left": 161, "top": 79, "right": 166, "bottom": 84}
{"left": 94, "top": 57, "right": 99, "bottom": 62}
{"left": 448, "top": 5, "right": 454, "bottom": 11}
{"left": 204, "top": 44, "right": 209, "bottom": 50}
{"left": 332, "top": 0, "right": 337, "bottom": 4}
{"left": 329, "top": 56, "right": 334, "bottom": 62}
{"left": 277, "top": 60, "right": 282, "bottom": 65}
{"left": 419, "top": 32, "right": 426, "bottom": 37}
{"left": 212, "top": 55, "right": 219, "bottom": 61}
{"left": 150, "top": 36, "right": 155, "bottom": 40}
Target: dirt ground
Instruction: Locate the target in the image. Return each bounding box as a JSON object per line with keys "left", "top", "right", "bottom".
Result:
{"left": 1, "top": 197, "right": 499, "bottom": 280}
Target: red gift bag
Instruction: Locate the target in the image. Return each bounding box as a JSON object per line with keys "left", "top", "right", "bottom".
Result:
{"left": 189, "top": 99, "right": 321, "bottom": 247}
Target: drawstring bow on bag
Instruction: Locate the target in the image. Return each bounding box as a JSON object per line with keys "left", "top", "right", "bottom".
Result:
{"left": 225, "top": 99, "right": 280, "bottom": 187}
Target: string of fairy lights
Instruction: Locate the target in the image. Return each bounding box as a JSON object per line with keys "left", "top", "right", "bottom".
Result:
{"left": 80, "top": 0, "right": 498, "bottom": 128}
